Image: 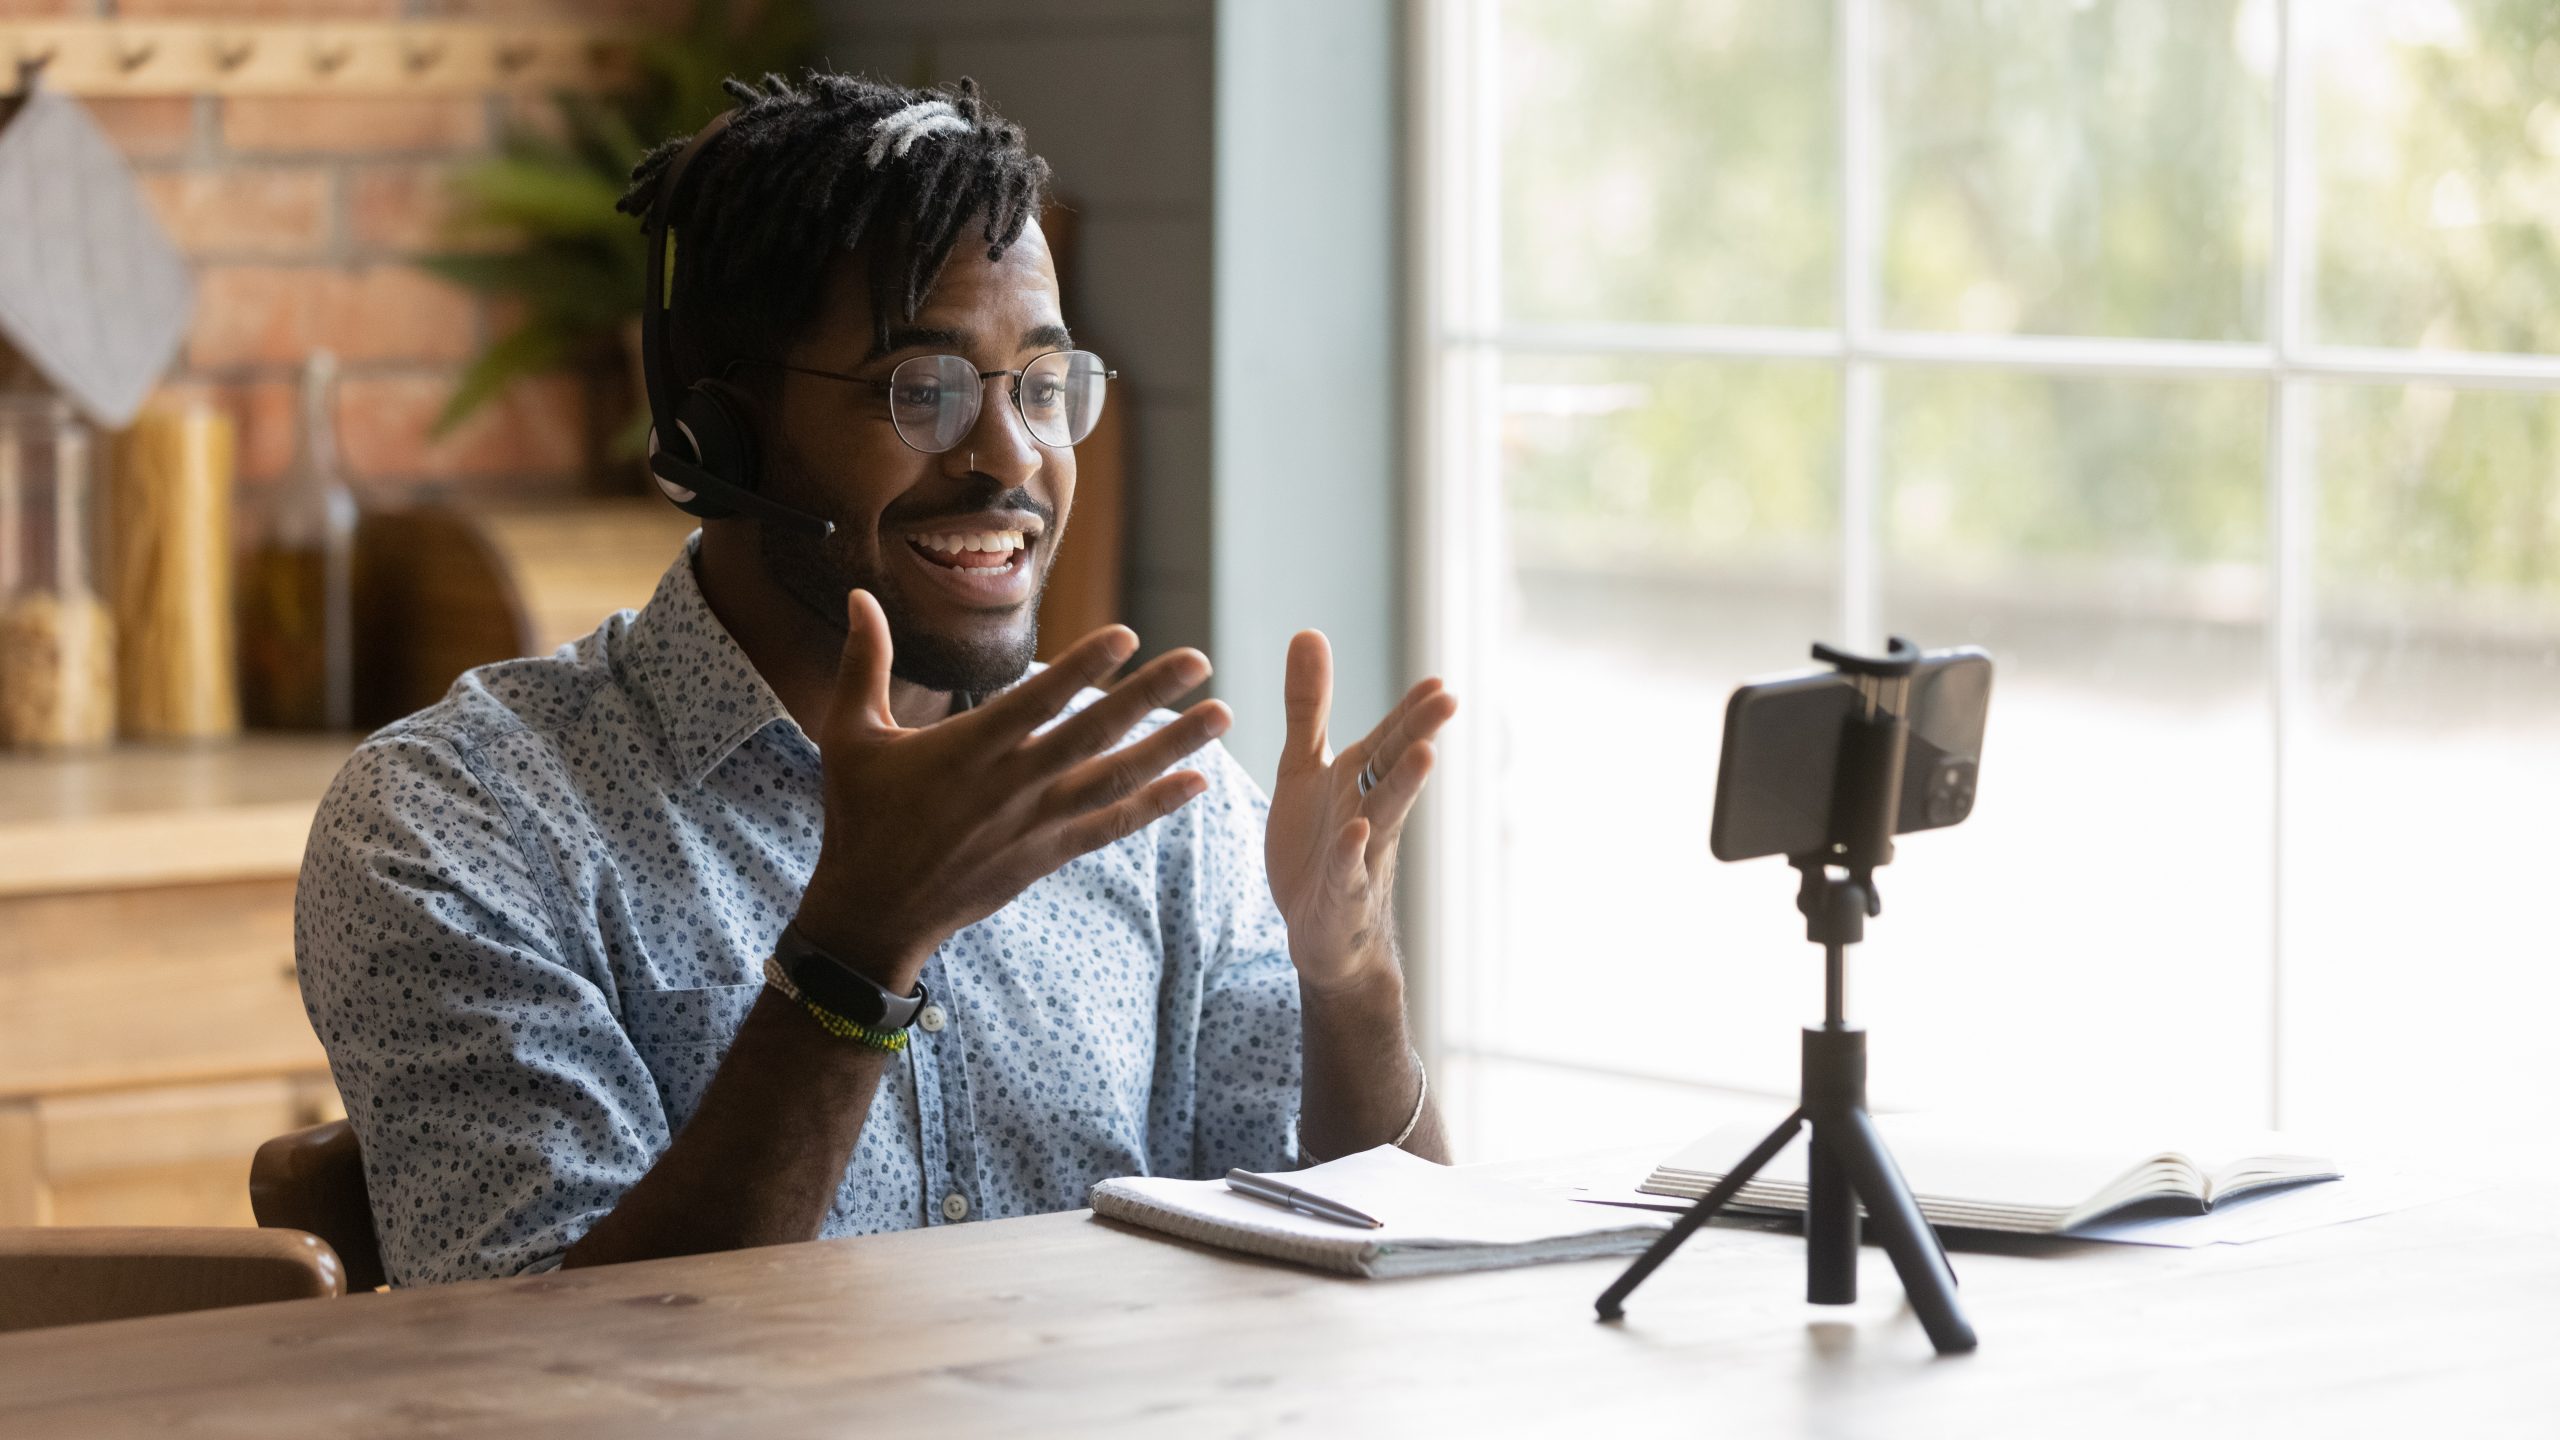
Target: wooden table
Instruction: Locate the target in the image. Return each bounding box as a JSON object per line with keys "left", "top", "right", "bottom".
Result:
{"left": 1, "top": 1159, "right": 2550, "bottom": 1438}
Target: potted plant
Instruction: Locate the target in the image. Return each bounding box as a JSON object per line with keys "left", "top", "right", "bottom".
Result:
{"left": 421, "top": 0, "right": 818, "bottom": 476}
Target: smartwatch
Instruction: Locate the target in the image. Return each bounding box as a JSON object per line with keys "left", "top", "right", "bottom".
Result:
{"left": 771, "top": 921, "right": 929, "bottom": 1032}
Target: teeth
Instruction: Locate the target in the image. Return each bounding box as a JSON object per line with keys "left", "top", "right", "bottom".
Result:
{"left": 914, "top": 530, "right": 1025, "bottom": 554}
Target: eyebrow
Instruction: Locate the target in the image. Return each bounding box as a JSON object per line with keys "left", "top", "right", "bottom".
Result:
{"left": 862, "top": 325, "right": 970, "bottom": 363}
{"left": 859, "top": 322, "right": 1077, "bottom": 365}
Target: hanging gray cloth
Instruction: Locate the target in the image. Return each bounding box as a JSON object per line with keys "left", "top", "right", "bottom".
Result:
{"left": 0, "top": 84, "right": 194, "bottom": 427}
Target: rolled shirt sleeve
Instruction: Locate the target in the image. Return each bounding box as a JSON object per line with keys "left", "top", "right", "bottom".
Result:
{"left": 294, "top": 732, "right": 671, "bottom": 1286}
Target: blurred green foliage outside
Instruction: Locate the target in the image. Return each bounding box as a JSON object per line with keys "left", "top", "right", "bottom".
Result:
{"left": 1496, "top": 0, "right": 2560, "bottom": 614}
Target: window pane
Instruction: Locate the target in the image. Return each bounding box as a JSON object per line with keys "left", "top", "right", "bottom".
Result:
{"left": 1873, "top": 370, "right": 2271, "bottom": 1127}
{"left": 1879, "top": 0, "right": 2270, "bottom": 340}
{"left": 1500, "top": 0, "right": 1836, "bottom": 328}
{"left": 2310, "top": 0, "right": 2560, "bottom": 351}
{"left": 2287, "top": 383, "right": 2560, "bottom": 1172}
{"left": 1469, "top": 356, "right": 1837, "bottom": 1096}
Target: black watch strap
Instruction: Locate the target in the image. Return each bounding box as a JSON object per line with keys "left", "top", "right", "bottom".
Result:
{"left": 772, "top": 922, "right": 928, "bottom": 1031}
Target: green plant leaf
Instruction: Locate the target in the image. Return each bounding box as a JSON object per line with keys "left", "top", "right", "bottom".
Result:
{"left": 557, "top": 89, "right": 648, "bottom": 177}
{"left": 419, "top": 248, "right": 637, "bottom": 330}
{"left": 416, "top": 0, "right": 822, "bottom": 451}
{"left": 432, "top": 324, "right": 572, "bottom": 437}
{"left": 452, "top": 157, "right": 633, "bottom": 240}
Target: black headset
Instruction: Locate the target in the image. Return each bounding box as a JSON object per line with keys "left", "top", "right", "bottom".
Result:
{"left": 640, "top": 110, "right": 835, "bottom": 538}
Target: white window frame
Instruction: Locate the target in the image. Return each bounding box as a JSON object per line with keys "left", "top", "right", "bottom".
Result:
{"left": 1407, "top": 0, "right": 2560, "bottom": 1146}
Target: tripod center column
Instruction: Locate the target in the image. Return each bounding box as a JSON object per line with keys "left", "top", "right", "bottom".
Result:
{"left": 1802, "top": 1024, "right": 1868, "bottom": 1109}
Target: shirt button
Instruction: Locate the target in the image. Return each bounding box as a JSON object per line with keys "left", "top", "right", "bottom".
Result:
{"left": 941, "top": 1192, "right": 970, "bottom": 1222}
{"left": 917, "top": 1004, "right": 947, "bottom": 1033}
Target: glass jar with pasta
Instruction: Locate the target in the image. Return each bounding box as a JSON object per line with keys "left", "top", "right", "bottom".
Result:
{"left": 0, "top": 394, "right": 115, "bottom": 749}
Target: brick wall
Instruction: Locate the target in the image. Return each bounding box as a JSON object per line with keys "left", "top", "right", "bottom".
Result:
{"left": 28, "top": 0, "right": 696, "bottom": 511}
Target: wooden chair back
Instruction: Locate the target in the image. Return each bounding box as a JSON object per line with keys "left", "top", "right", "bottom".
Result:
{"left": 0, "top": 1227, "right": 343, "bottom": 1332}
{"left": 249, "top": 1119, "right": 387, "bottom": 1292}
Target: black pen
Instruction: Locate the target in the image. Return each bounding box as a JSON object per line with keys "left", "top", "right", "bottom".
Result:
{"left": 1224, "top": 1168, "right": 1385, "bottom": 1229}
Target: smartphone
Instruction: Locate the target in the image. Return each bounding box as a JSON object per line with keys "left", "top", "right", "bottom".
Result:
{"left": 1707, "top": 647, "right": 1994, "bottom": 863}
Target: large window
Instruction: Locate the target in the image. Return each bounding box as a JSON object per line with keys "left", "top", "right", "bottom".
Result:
{"left": 1415, "top": 0, "right": 2560, "bottom": 1168}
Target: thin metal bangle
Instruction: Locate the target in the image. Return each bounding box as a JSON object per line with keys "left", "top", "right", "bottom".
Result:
{"left": 1389, "top": 1051, "right": 1430, "bottom": 1147}
{"left": 1299, "top": 1049, "right": 1428, "bottom": 1164}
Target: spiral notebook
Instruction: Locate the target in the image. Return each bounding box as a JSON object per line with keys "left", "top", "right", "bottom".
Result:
{"left": 1090, "top": 1146, "right": 1671, "bottom": 1278}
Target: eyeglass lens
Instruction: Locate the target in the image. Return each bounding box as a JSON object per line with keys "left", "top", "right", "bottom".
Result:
{"left": 887, "top": 350, "right": 1110, "bottom": 454}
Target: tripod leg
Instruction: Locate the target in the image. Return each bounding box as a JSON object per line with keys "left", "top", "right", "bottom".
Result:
{"left": 1804, "top": 1114, "right": 1858, "bottom": 1304}
{"left": 1820, "top": 1107, "right": 1977, "bottom": 1354}
{"left": 1595, "top": 1110, "right": 1805, "bottom": 1322}
{"left": 1862, "top": 1120, "right": 1957, "bottom": 1287}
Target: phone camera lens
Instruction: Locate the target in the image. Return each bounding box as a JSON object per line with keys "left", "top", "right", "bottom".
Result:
{"left": 1929, "top": 758, "right": 1977, "bottom": 825}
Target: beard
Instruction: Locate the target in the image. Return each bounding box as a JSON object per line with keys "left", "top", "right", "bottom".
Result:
{"left": 756, "top": 471, "right": 1055, "bottom": 698}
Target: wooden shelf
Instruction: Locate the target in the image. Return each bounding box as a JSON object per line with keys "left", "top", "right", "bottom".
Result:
{"left": 0, "top": 735, "right": 356, "bottom": 898}
{"left": 0, "top": 21, "right": 629, "bottom": 98}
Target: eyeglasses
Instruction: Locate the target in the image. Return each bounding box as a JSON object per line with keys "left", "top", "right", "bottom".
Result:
{"left": 744, "top": 350, "right": 1116, "bottom": 454}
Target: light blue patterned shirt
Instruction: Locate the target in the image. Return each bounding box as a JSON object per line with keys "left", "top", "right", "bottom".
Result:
{"left": 294, "top": 538, "right": 1301, "bottom": 1287}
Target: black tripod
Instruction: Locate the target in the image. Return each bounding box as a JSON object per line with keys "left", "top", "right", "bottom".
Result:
{"left": 1594, "top": 641, "right": 1978, "bottom": 1356}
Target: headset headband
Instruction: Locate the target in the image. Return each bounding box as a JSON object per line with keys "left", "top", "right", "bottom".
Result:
{"left": 636, "top": 112, "right": 833, "bottom": 538}
{"left": 639, "top": 109, "right": 735, "bottom": 445}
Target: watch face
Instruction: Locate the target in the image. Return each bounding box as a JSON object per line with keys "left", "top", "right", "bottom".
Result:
{"left": 782, "top": 926, "right": 921, "bottom": 1030}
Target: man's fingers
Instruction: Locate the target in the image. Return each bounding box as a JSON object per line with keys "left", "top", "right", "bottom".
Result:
{"left": 1340, "top": 681, "right": 1420, "bottom": 771}
{"left": 824, "top": 589, "right": 898, "bottom": 743}
{"left": 1360, "top": 740, "right": 1436, "bottom": 858}
{"left": 1044, "top": 700, "right": 1231, "bottom": 816}
{"left": 1346, "top": 679, "right": 1455, "bottom": 779}
{"left": 1281, "top": 630, "right": 1334, "bottom": 770}
{"left": 1045, "top": 770, "right": 1211, "bottom": 863}
{"left": 1026, "top": 648, "right": 1213, "bottom": 771}
{"left": 972, "top": 624, "right": 1139, "bottom": 743}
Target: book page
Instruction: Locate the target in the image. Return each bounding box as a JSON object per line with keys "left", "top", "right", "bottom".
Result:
{"left": 1655, "top": 1112, "right": 2334, "bottom": 1211}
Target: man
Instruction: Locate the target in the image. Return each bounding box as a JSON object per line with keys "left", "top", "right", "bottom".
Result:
{"left": 293, "top": 72, "right": 1456, "bottom": 1286}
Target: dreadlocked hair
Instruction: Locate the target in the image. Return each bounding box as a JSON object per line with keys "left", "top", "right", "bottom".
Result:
{"left": 616, "top": 71, "right": 1053, "bottom": 386}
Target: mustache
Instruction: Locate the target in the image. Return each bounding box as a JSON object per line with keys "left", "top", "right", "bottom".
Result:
{"left": 878, "top": 479, "right": 1056, "bottom": 532}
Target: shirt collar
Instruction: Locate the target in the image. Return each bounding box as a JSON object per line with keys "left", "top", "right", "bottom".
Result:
{"left": 621, "top": 534, "right": 801, "bottom": 787}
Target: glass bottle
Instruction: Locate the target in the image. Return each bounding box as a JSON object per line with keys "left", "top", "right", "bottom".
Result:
{"left": 0, "top": 394, "right": 114, "bottom": 753}
{"left": 0, "top": 393, "right": 115, "bottom": 749}
{"left": 239, "top": 351, "right": 355, "bottom": 731}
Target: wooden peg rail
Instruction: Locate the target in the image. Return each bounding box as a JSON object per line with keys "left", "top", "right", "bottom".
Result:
{"left": 0, "top": 21, "right": 632, "bottom": 97}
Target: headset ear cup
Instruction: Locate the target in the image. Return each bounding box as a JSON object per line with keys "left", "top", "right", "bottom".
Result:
{"left": 649, "top": 404, "right": 730, "bottom": 520}
{"left": 681, "top": 381, "right": 759, "bottom": 502}
{"left": 649, "top": 381, "right": 759, "bottom": 519}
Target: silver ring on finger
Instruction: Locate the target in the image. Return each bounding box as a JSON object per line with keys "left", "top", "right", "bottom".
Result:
{"left": 1357, "top": 758, "right": 1380, "bottom": 797}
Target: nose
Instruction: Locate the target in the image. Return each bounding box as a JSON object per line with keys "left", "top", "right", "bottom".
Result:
{"left": 946, "top": 371, "right": 1042, "bottom": 481}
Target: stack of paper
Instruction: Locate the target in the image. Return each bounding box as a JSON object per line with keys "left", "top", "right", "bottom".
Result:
{"left": 1092, "top": 1145, "right": 1670, "bottom": 1278}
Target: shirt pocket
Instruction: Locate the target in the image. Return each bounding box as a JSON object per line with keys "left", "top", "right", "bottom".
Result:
{"left": 620, "top": 981, "right": 762, "bottom": 1132}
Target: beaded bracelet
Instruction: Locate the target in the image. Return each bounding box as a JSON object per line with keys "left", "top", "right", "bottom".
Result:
{"left": 763, "top": 954, "right": 909, "bottom": 1054}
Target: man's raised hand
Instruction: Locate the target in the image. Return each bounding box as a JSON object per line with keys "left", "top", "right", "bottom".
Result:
{"left": 790, "top": 589, "right": 1229, "bottom": 988}
{"left": 1263, "top": 630, "right": 1459, "bottom": 995}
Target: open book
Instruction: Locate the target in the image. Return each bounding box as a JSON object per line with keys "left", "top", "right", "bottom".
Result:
{"left": 1642, "top": 1115, "right": 2342, "bottom": 1235}
{"left": 1092, "top": 1145, "right": 1669, "bottom": 1278}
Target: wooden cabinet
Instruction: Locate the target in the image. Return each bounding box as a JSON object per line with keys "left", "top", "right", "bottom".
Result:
{"left": 0, "top": 738, "right": 353, "bottom": 1227}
